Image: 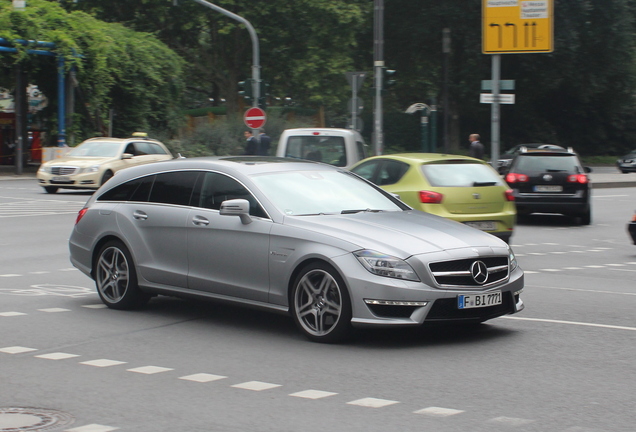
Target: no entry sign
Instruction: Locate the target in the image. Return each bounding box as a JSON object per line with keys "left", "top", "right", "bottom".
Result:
{"left": 244, "top": 107, "right": 266, "bottom": 129}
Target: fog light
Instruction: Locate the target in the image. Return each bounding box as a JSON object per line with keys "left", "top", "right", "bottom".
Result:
{"left": 364, "top": 299, "right": 428, "bottom": 307}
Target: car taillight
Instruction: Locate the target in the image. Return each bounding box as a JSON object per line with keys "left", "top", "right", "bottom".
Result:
{"left": 75, "top": 208, "right": 88, "bottom": 225}
{"left": 568, "top": 174, "right": 588, "bottom": 184}
{"left": 504, "top": 189, "right": 515, "bottom": 201}
{"left": 505, "top": 173, "right": 528, "bottom": 183}
{"left": 419, "top": 191, "right": 443, "bottom": 204}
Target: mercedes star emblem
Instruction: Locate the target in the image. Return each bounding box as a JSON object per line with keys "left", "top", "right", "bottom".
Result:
{"left": 470, "top": 260, "right": 489, "bottom": 285}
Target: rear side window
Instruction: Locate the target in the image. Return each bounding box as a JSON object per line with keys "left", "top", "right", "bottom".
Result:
{"left": 422, "top": 162, "right": 503, "bottom": 187}
{"left": 377, "top": 160, "right": 409, "bottom": 185}
{"left": 98, "top": 175, "right": 154, "bottom": 202}
{"left": 149, "top": 171, "right": 200, "bottom": 206}
{"left": 285, "top": 136, "right": 346, "bottom": 166}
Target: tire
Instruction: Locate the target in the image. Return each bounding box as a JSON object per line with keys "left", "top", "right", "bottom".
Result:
{"left": 44, "top": 186, "right": 58, "bottom": 194}
{"left": 578, "top": 209, "right": 592, "bottom": 225}
{"left": 291, "top": 262, "right": 353, "bottom": 343}
{"left": 101, "top": 170, "right": 114, "bottom": 186}
{"left": 94, "top": 240, "right": 150, "bottom": 310}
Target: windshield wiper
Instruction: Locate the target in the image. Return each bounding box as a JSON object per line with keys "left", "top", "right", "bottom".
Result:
{"left": 341, "top": 208, "right": 384, "bottom": 214}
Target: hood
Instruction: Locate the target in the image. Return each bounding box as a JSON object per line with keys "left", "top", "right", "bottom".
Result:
{"left": 283, "top": 210, "right": 504, "bottom": 259}
{"left": 43, "top": 157, "right": 115, "bottom": 167}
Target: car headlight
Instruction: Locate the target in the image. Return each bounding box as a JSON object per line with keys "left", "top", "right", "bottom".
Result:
{"left": 39, "top": 165, "right": 52, "bottom": 174}
{"left": 354, "top": 250, "right": 420, "bottom": 281}
{"left": 508, "top": 246, "right": 518, "bottom": 272}
{"left": 81, "top": 165, "right": 100, "bottom": 174}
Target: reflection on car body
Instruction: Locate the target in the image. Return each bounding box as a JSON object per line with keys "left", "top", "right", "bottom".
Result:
{"left": 69, "top": 157, "right": 524, "bottom": 343}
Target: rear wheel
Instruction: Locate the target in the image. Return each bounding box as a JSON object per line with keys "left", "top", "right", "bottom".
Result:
{"left": 291, "top": 262, "right": 352, "bottom": 343}
{"left": 94, "top": 240, "right": 149, "bottom": 310}
{"left": 44, "top": 186, "right": 58, "bottom": 194}
{"left": 578, "top": 209, "right": 591, "bottom": 225}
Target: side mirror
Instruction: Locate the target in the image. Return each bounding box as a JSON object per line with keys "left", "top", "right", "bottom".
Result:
{"left": 122, "top": 153, "right": 133, "bottom": 160}
{"left": 584, "top": 166, "right": 593, "bottom": 173}
{"left": 220, "top": 199, "right": 252, "bottom": 225}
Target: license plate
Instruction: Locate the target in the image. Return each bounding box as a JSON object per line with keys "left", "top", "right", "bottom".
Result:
{"left": 464, "top": 221, "right": 496, "bottom": 231}
{"left": 534, "top": 185, "right": 563, "bottom": 192}
{"left": 458, "top": 291, "right": 502, "bottom": 309}
{"left": 52, "top": 176, "right": 73, "bottom": 183}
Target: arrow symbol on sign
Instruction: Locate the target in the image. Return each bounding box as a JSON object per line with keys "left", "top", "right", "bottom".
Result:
{"left": 505, "top": 22, "right": 517, "bottom": 47}
{"left": 490, "top": 23, "right": 502, "bottom": 48}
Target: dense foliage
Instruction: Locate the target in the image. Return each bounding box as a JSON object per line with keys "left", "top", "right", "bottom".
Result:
{"left": 2, "top": 0, "right": 636, "bottom": 156}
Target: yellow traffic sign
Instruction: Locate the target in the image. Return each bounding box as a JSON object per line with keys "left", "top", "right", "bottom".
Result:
{"left": 483, "top": 0, "right": 553, "bottom": 54}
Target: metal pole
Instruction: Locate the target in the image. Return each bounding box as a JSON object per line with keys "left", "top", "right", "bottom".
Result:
{"left": 373, "top": 0, "right": 384, "bottom": 155}
{"left": 189, "top": 0, "right": 261, "bottom": 135}
{"left": 57, "top": 55, "right": 66, "bottom": 146}
{"left": 490, "top": 54, "right": 501, "bottom": 165}
{"left": 351, "top": 75, "right": 357, "bottom": 131}
{"left": 421, "top": 113, "right": 429, "bottom": 153}
{"left": 442, "top": 28, "right": 450, "bottom": 153}
{"left": 430, "top": 103, "right": 437, "bottom": 153}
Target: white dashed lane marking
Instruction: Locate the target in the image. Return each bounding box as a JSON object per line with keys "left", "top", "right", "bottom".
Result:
{"left": 0, "top": 198, "right": 84, "bottom": 218}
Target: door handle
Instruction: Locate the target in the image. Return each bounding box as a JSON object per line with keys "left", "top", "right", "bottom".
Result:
{"left": 192, "top": 216, "right": 210, "bottom": 226}
{"left": 133, "top": 211, "right": 148, "bottom": 220}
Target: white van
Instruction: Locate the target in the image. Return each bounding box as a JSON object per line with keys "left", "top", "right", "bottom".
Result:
{"left": 275, "top": 128, "right": 368, "bottom": 168}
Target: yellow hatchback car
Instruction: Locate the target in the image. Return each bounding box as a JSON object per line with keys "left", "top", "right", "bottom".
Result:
{"left": 37, "top": 133, "right": 173, "bottom": 194}
{"left": 350, "top": 153, "right": 516, "bottom": 243}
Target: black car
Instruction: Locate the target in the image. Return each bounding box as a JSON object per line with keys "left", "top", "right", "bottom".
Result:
{"left": 616, "top": 149, "right": 636, "bottom": 173}
{"left": 504, "top": 149, "right": 592, "bottom": 224}
{"left": 497, "top": 143, "right": 565, "bottom": 171}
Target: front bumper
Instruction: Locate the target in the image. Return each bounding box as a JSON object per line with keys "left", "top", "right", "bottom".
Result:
{"left": 331, "top": 251, "right": 524, "bottom": 328}
{"left": 37, "top": 171, "right": 101, "bottom": 190}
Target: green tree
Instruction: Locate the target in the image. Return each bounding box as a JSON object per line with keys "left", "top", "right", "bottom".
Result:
{"left": 0, "top": 0, "right": 185, "bottom": 143}
{"left": 63, "top": 0, "right": 370, "bottom": 123}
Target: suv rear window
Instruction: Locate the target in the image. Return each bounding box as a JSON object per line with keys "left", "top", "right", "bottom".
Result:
{"left": 421, "top": 162, "right": 504, "bottom": 187}
{"left": 514, "top": 154, "right": 583, "bottom": 173}
{"left": 285, "top": 136, "right": 346, "bottom": 166}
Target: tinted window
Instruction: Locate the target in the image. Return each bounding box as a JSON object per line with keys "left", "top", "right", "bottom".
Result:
{"left": 148, "top": 143, "right": 168, "bottom": 155}
{"left": 377, "top": 160, "right": 409, "bottom": 185}
{"left": 286, "top": 136, "right": 346, "bottom": 166}
{"left": 134, "top": 142, "right": 153, "bottom": 156}
{"left": 193, "top": 172, "right": 267, "bottom": 218}
{"left": 514, "top": 155, "right": 582, "bottom": 173}
{"left": 421, "top": 162, "right": 503, "bottom": 187}
{"left": 149, "top": 171, "right": 200, "bottom": 206}
{"left": 98, "top": 175, "right": 154, "bottom": 202}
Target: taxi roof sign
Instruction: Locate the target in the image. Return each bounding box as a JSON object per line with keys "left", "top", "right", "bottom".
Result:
{"left": 483, "top": 0, "right": 553, "bottom": 54}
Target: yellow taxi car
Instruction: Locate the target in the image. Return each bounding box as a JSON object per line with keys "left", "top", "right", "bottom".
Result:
{"left": 350, "top": 153, "right": 516, "bottom": 243}
{"left": 37, "top": 133, "right": 173, "bottom": 193}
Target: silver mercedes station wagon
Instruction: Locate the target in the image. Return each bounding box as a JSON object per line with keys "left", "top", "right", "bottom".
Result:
{"left": 69, "top": 157, "right": 524, "bottom": 343}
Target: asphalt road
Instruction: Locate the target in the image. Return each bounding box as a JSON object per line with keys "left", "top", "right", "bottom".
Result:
{"left": 0, "top": 178, "right": 634, "bottom": 432}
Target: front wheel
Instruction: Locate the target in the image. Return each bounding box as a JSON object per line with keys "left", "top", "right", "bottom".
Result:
{"left": 94, "top": 240, "right": 149, "bottom": 310}
{"left": 44, "top": 186, "right": 58, "bottom": 194}
{"left": 101, "top": 170, "right": 114, "bottom": 186}
{"left": 291, "top": 262, "right": 352, "bottom": 343}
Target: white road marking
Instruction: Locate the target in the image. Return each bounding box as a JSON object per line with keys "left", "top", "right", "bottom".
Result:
{"left": 127, "top": 366, "right": 174, "bottom": 374}
{"left": 290, "top": 390, "right": 338, "bottom": 399}
{"left": 35, "top": 352, "right": 80, "bottom": 360}
{"left": 232, "top": 381, "right": 282, "bottom": 391}
{"left": 488, "top": 416, "right": 535, "bottom": 426}
{"left": 347, "top": 397, "right": 400, "bottom": 408}
{"left": 82, "top": 304, "right": 107, "bottom": 309}
{"left": 503, "top": 316, "right": 636, "bottom": 331}
{"left": 0, "top": 346, "right": 37, "bottom": 354}
{"left": 179, "top": 373, "right": 227, "bottom": 383}
{"left": 65, "top": 424, "right": 119, "bottom": 432}
{"left": 38, "top": 308, "right": 71, "bottom": 313}
{"left": 0, "top": 311, "right": 26, "bottom": 316}
{"left": 80, "top": 359, "right": 127, "bottom": 367}
{"left": 529, "top": 284, "right": 636, "bottom": 296}
{"left": 414, "top": 407, "right": 464, "bottom": 417}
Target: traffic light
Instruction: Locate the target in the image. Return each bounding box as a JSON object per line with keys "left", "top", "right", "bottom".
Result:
{"left": 258, "top": 81, "right": 270, "bottom": 109}
{"left": 383, "top": 68, "right": 397, "bottom": 89}
{"left": 238, "top": 79, "right": 253, "bottom": 102}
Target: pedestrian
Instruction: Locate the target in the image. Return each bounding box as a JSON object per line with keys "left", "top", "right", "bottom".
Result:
{"left": 468, "top": 133, "right": 485, "bottom": 160}
{"left": 257, "top": 128, "right": 271, "bottom": 156}
{"left": 244, "top": 130, "right": 257, "bottom": 155}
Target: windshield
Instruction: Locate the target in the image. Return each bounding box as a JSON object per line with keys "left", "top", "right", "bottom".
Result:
{"left": 251, "top": 170, "right": 404, "bottom": 216}
{"left": 421, "top": 162, "right": 504, "bottom": 187}
{"left": 67, "top": 141, "right": 122, "bottom": 157}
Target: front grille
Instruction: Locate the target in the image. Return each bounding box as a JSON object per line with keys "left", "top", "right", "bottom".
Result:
{"left": 429, "top": 256, "right": 509, "bottom": 288}
{"left": 51, "top": 166, "right": 78, "bottom": 175}
{"left": 426, "top": 292, "right": 514, "bottom": 321}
